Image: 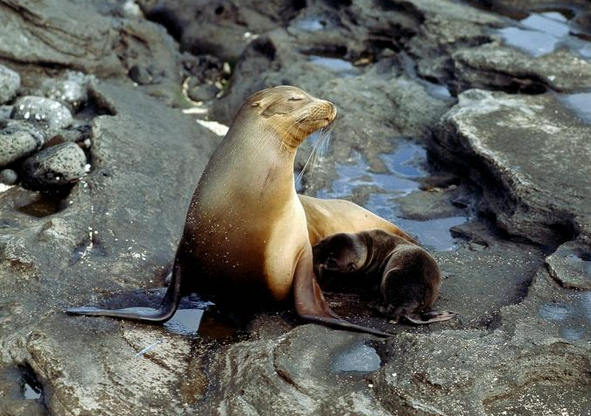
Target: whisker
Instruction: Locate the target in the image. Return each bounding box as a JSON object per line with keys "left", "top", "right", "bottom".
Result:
{"left": 295, "top": 124, "right": 333, "bottom": 186}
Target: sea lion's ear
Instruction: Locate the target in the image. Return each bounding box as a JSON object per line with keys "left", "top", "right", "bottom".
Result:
{"left": 251, "top": 101, "right": 261, "bottom": 108}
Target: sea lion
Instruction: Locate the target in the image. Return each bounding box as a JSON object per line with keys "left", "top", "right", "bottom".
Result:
{"left": 299, "top": 194, "right": 418, "bottom": 246}
{"left": 313, "top": 229, "right": 456, "bottom": 324}
{"left": 67, "top": 86, "right": 391, "bottom": 337}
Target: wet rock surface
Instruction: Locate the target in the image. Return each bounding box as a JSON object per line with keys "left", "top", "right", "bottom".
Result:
{"left": 1, "top": 0, "right": 590, "bottom": 415}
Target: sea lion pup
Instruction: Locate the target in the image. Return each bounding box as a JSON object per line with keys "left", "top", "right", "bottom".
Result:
{"left": 313, "top": 229, "right": 456, "bottom": 325}
{"left": 67, "top": 86, "right": 390, "bottom": 337}
{"left": 299, "top": 194, "right": 418, "bottom": 246}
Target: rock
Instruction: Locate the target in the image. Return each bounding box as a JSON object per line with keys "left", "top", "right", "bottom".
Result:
{"left": 21, "top": 143, "right": 87, "bottom": 189}
{"left": 37, "top": 71, "right": 91, "bottom": 111}
{"left": 434, "top": 89, "right": 591, "bottom": 246}
{"left": 0, "top": 105, "right": 12, "bottom": 120}
{"left": 187, "top": 83, "right": 220, "bottom": 102}
{"left": 180, "top": 53, "right": 224, "bottom": 84}
{"left": 0, "top": 0, "right": 180, "bottom": 84}
{"left": 0, "top": 123, "right": 44, "bottom": 167}
{"left": 0, "top": 81, "right": 219, "bottom": 415}
{"left": 546, "top": 242, "right": 591, "bottom": 290}
{"left": 0, "top": 64, "right": 20, "bottom": 104}
{"left": 11, "top": 96, "right": 73, "bottom": 130}
{"left": 0, "top": 168, "right": 17, "bottom": 185}
{"left": 128, "top": 64, "right": 153, "bottom": 85}
{"left": 140, "top": 0, "right": 297, "bottom": 62}
{"left": 452, "top": 44, "right": 591, "bottom": 93}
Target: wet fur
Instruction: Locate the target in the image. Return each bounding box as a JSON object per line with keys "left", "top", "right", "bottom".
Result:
{"left": 314, "top": 229, "right": 456, "bottom": 325}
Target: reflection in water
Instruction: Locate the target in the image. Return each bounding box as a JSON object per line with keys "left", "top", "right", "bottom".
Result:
{"left": 400, "top": 52, "right": 453, "bottom": 101}
{"left": 538, "top": 293, "right": 590, "bottom": 341}
{"left": 559, "top": 92, "right": 591, "bottom": 124}
{"left": 317, "top": 142, "right": 468, "bottom": 251}
{"left": 332, "top": 343, "right": 381, "bottom": 373}
{"left": 308, "top": 56, "right": 358, "bottom": 77}
{"left": 293, "top": 17, "right": 325, "bottom": 32}
{"left": 498, "top": 11, "right": 591, "bottom": 59}
{"left": 23, "top": 381, "right": 42, "bottom": 400}
{"left": 164, "top": 309, "right": 205, "bottom": 336}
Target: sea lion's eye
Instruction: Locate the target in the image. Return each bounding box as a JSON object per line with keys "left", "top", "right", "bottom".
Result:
{"left": 288, "top": 96, "right": 303, "bottom": 101}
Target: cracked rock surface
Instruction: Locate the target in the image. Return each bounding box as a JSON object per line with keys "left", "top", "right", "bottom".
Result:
{"left": 0, "top": 0, "right": 589, "bottom": 415}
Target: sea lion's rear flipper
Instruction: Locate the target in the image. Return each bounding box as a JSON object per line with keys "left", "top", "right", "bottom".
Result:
{"left": 66, "top": 263, "right": 183, "bottom": 323}
{"left": 293, "top": 246, "right": 392, "bottom": 338}
{"left": 404, "top": 310, "right": 457, "bottom": 325}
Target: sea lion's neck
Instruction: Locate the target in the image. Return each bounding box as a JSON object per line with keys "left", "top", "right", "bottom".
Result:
{"left": 196, "top": 119, "right": 297, "bottom": 208}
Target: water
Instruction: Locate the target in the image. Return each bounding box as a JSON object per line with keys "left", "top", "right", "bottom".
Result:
{"left": 400, "top": 52, "right": 453, "bottom": 101}
{"left": 293, "top": 17, "right": 325, "bottom": 32}
{"left": 16, "top": 192, "right": 66, "bottom": 217}
{"left": 316, "top": 150, "right": 420, "bottom": 199}
{"left": 538, "top": 292, "right": 590, "bottom": 341}
{"left": 498, "top": 11, "right": 591, "bottom": 59}
{"left": 380, "top": 142, "right": 428, "bottom": 177}
{"left": 559, "top": 92, "right": 591, "bottom": 124}
{"left": 317, "top": 142, "right": 469, "bottom": 251}
{"left": 308, "top": 56, "right": 358, "bottom": 77}
{"left": 396, "top": 216, "right": 468, "bottom": 251}
{"left": 164, "top": 308, "right": 204, "bottom": 336}
{"left": 23, "top": 381, "right": 42, "bottom": 400}
{"left": 331, "top": 343, "right": 381, "bottom": 373}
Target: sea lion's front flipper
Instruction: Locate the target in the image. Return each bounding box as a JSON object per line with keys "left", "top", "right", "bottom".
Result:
{"left": 293, "top": 246, "right": 392, "bottom": 338}
{"left": 66, "top": 263, "right": 183, "bottom": 323}
{"left": 404, "top": 310, "right": 457, "bottom": 325}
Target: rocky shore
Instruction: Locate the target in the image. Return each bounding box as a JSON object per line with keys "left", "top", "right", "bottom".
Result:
{"left": 0, "top": 0, "right": 589, "bottom": 415}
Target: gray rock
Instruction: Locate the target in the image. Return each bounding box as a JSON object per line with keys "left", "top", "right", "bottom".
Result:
{"left": 434, "top": 90, "right": 591, "bottom": 246}
{"left": 546, "top": 242, "right": 591, "bottom": 290}
{"left": 0, "top": 64, "right": 20, "bottom": 104}
{"left": 0, "top": 105, "right": 12, "bottom": 120}
{"left": 37, "top": 71, "right": 91, "bottom": 111}
{"left": 187, "top": 83, "right": 220, "bottom": 102}
{"left": 21, "top": 143, "right": 87, "bottom": 189}
{"left": 128, "top": 64, "right": 153, "bottom": 85}
{"left": 0, "top": 123, "right": 44, "bottom": 167}
{"left": 11, "top": 96, "right": 73, "bottom": 130}
{"left": 0, "top": 168, "right": 17, "bottom": 185}
{"left": 452, "top": 44, "right": 591, "bottom": 93}
{"left": 0, "top": 81, "right": 218, "bottom": 415}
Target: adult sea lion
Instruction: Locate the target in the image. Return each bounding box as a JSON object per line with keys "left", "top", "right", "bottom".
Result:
{"left": 68, "top": 86, "right": 391, "bottom": 336}
{"left": 299, "top": 194, "right": 418, "bottom": 246}
{"left": 313, "top": 229, "right": 456, "bottom": 324}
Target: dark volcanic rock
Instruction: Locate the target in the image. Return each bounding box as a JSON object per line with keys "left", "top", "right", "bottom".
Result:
{"left": 0, "top": 122, "right": 44, "bottom": 167}
{"left": 452, "top": 44, "right": 591, "bottom": 93}
{"left": 139, "top": 0, "right": 300, "bottom": 61}
{"left": 0, "top": 64, "right": 20, "bottom": 104}
{"left": 0, "top": 81, "right": 219, "bottom": 415}
{"left": 546, "top": 242, "right": 591, "bottom": 290}
{"left": 21, "top": 142, "right": 87, "bottom": 189}
{"left": 0, "top": 0, "right": 182, "bottom": 104}
{"left": 434, "top": 89, "right": 591, "bottom": 247}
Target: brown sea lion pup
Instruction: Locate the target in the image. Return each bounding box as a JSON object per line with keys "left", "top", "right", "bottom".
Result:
{"left": 313, "top": 229, "right": 457, "bottom": 325}
{"left": 67, "top": 86, "right": 391, "bottom": 337}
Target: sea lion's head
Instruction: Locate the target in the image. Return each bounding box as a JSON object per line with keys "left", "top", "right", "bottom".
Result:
{"left": 313, "top": 232, "right": 368, "bottom": 274}
{"left": 243, "top": 86, "right": 337, "bottom": 149}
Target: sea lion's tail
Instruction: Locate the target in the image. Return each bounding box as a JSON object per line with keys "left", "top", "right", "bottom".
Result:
{"left": 66, "top": 263, "right": 183, "bottom": 323}
{"left": 404, "top": 310, "right": 457, "bottom": 325}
